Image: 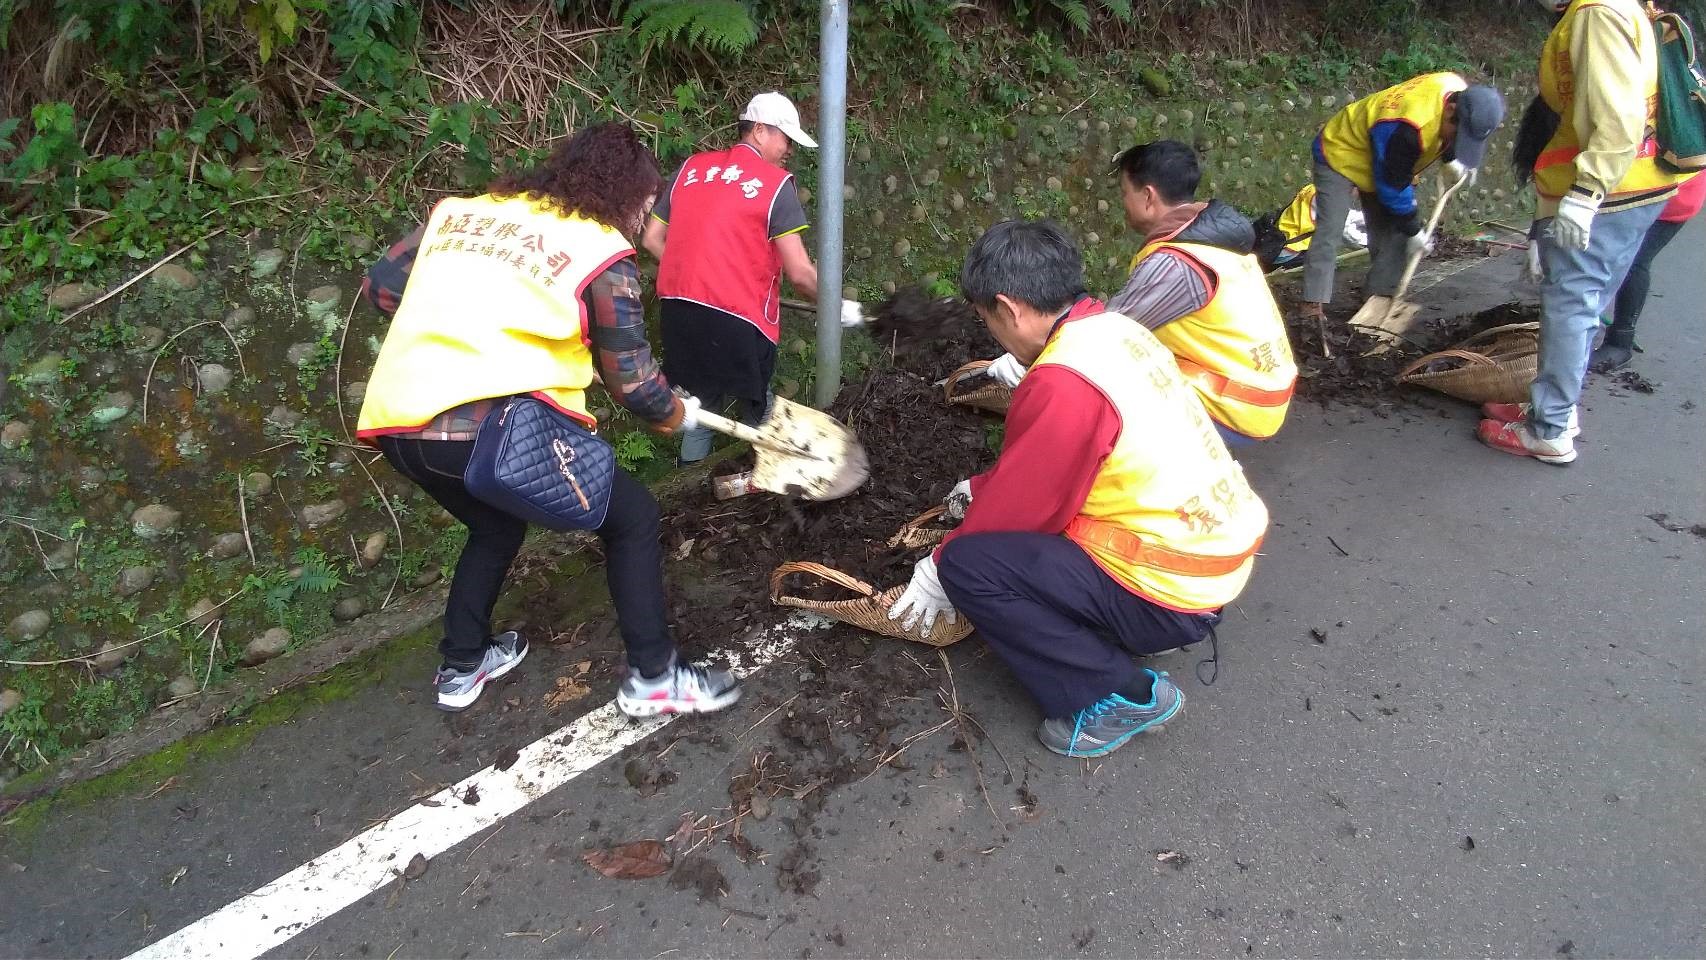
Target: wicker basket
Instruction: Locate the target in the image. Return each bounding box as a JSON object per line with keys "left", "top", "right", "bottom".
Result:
{"left": 886, "top": 505, "right": 950, "bottom": 550}
{"left": 769, "top": 561, "right": 974, "bottom": 648}
{"left": 1396, "top": 322, "right": 1539, "bottom": 405}
{"left": 943, "top": 360, "right": 1013, "bottom": 415}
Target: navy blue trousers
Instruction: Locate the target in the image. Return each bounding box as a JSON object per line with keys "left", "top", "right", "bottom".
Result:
{"left": 938, "top": 532, "right": 1215, "bottom": 720}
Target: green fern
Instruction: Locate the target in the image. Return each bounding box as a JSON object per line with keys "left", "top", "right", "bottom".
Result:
{"left": 621, "top": 0, "right": 758, "bottom": 56}
{"left": 1098, "top": 0, "right": 1133, "bottom": 23}
{"left": 1053, "top": 0, "right": 1090, "bottom": 31}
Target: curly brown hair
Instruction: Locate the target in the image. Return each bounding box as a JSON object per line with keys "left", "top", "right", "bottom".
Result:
{"left": 488, "top": 122, "right": 662, "bottom": 233}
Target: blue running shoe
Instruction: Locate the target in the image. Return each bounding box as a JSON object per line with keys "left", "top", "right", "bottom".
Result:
{"left": 1037, "top": 669, "right": 1183, "bottom": 758}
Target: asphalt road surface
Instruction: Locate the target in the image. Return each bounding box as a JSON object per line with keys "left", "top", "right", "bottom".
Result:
{"left": 2, "top": 223, "right": 1701, "bottom": 959}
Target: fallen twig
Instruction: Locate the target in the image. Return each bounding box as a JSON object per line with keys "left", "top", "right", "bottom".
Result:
{"left": 140, "top": 319, "right": 248, "bottom": 424}
{"left": 58, "top": 227, "right": 227, "bottom": 324}
{"left": 3, "top": 584, "right": 246, "bottom": 667}
{"left": 236, "top": 475, "right": 257, "bottom": 566}
{"left": 935, "top": 649, "right": 1005, "bottom": 826}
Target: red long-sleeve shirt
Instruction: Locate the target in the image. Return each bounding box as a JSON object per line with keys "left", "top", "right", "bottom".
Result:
{"left": 938, "top": 298, "right": 1120, "bottom": 554}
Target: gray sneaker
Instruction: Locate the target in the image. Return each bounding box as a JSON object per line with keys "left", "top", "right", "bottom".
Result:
{"left": 1037, "top": 669, "right": 1183, "bottom": 758}
{"left": 434, "top": 631, "right": 529, "bottom": 712}
{"left": 616, "top": 658, "right": 741, "bottom": 718}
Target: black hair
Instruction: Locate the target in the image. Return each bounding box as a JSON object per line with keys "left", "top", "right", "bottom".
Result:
{"left": 1112, "top": 140, "right": 1201, "bottom": 204}
{"left": 960, "top": 219, "right": 1088, "bottom": 314}
{"left": 737, "top": 120, "right": 758, "bottom": 139}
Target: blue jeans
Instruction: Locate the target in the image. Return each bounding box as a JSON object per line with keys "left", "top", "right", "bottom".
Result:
{"left": 678, "top": 392, "right": 773, "bottom": 464}
{"left": 1530, "top": 202, "right": 1665, "bottom": 439}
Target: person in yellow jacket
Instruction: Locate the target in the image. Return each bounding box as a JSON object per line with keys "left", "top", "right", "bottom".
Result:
{"left": 355, "top": 123, "right": 741, "bottom": 716}
{"left": 1256, "top": 182, "right": 1368, "bottom": 270}
{"left": 979, "top": 142, "right": 1298, "bottom": 444}
{"left": 887, "top": 220, "right": 1269, "bottom": 758}
{"left": 1298, "top": 73, "right": 1506, "bottom": 326}
{"left": 1479, "top": 0, "right": 1690, "bottom": 463}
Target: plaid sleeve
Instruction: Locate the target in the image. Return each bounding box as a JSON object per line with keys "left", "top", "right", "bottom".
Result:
{"left": 584, "top": 258, "right": 676, "bottom": 425}
{"left": 360, "top": 224, "right": 425, "bottom": 316}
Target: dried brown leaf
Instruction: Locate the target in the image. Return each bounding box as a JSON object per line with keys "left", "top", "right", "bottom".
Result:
{"left": 582, "top": 840, "right": 671, "bottom": 880}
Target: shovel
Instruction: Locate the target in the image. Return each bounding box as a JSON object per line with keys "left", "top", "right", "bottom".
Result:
{"left": 694, "top": 396, "right": 870, "bottom": 501}
{"left": 1349, "top": 169, "right": 1471, "bottom": 349}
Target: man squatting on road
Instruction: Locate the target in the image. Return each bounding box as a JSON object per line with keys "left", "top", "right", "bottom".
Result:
{"left": 888, "top": 220, "right": 1271, "bottom": 759}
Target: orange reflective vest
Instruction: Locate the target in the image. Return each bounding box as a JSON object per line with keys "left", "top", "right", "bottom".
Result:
{"left": 1129, "top": 242, "right": 1297, "bottom": 439}
{"left": 1319, "top": 72, "right": 1467, "bottom": 193}
{"left": 1534, "top": 0, "right": 1687, "bottom": 206}
{"left": 1033, "top": 312, "right": 1269, "bottom": 612}
{"left": 356, "top": 194, "right": 633, "bottom": 440}
{"left": 1277, "top": 184, "right": 1317, "bottom": 254}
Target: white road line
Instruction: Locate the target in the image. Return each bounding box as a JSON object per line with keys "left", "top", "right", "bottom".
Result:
{"left": 126, "top": 614, "right": 831, "bottom": 960}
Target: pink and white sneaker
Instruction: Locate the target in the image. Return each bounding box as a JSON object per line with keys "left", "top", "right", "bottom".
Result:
{"left": 1477, "top": 417, "right": 1577, "bottom": 464}
{"left": 1480, "top": 401, "right": 1580, "bottom": 440}
{"left": 616, "top": 658, "right": 742, "bottom": 718}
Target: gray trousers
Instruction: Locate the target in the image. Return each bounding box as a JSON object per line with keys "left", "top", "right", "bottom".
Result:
{"left": 1303, "top": 163, "right": 1413, "bottom": 304}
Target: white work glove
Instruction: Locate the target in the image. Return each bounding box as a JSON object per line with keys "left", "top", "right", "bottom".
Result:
{"left": 943, "top": 479, "right": 973, "bottom": 522}
{"left": 888, "top": 554, "right": 956, "bottom": 633}
{"left": 1524, "top": 241, "right": 1544, "bottom": 283}
{"left": 1406, "top": 230, "right": 1434, "bottom": 258}
{"left": 1445, "top": 160, "right": 1478, "bottom": 186}
{"left": 986, "top": 352, "right": 1026, "bottom": 388}
{"left": 1550, "top": 193, "right": 1598, "bottom": 252}
{"left": 1342, "top": 209, "right": 1368, "bottom": 247}
{"left": 675, "top": 394, "right": 702, "bottom": 433}
{"left": 840, "top": 299, "right": 865, "bottom": 328}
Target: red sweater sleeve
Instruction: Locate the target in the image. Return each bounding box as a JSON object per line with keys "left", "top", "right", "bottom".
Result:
{"left": 937, "top": 364, "right": 1120, "bottom": 554}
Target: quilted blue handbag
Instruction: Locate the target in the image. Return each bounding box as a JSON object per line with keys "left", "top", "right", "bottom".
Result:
{"left": 464, "top": 396, "right": 615, "bottom": 531}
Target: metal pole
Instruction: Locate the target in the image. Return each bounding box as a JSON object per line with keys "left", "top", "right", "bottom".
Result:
{"left": 813, "top": 0, "right": 848, "bottom": 408}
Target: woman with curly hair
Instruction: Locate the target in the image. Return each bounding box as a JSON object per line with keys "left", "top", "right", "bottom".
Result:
{"left": 355, "top": 122, "right": 739, "bottom": 716}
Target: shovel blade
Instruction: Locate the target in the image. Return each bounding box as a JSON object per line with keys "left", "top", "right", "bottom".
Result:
{"left": 1347, "top": 295, "right": 1394, "bottom": 331}
{"left": 748, "top": 397, "right": 870, "bottom": 502}
{"left": 1371, "top": 299, "right": 1422, "bottom": 335}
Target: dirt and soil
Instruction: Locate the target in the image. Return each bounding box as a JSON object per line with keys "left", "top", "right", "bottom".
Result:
{"left": 601, "top": 271, "right": 1535, "bottom": 903}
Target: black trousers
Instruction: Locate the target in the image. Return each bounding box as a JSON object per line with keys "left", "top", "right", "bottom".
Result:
{"left": 938, "top": 532, "right": 1216, "bottom": 720}
{"left": 1608, "top": 216, "right": 1686, "bottom": 344}
{"left": 377, "top": 436, "right": 676, "bottom": 674}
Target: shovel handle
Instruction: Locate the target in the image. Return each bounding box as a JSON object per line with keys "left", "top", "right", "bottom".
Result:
{"left": 692, "top": 408, "right": 766, "bottom": 446}
{"left": 1392, "top": 170, "right": 1471, "bottom": 302}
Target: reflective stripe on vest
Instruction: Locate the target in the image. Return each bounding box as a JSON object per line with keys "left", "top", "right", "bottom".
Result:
{"left": 1535, "top": 0, "right": 1687, "bottom": 202}
{"left": 1174, "top": 356, "right": 1294, "bottom": 407}
{"left": 1318, "top": 72, "right": 1467, "bottom": 193}
{"left": 1034, "top": 312, "right": 1269, "bottom": 612}
{"left": 655, "top": 144, "right": 792, "bottom": 342}
{"left": 1064, "top": 516, "right": 1265, "bottom": 578}
{"left": 1130, "top": 241, "right": 1298, "bottom": 439}
{"left": 355, "top": 194, "right": 630, "bottom": 439}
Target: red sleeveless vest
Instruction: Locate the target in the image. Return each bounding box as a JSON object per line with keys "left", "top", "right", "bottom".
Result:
{"left": 655, "top": 144, "right": 793, "bottom": 343}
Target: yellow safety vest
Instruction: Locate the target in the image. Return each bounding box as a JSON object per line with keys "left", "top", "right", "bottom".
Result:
{"left": 1277, "top": 184, "right": 1317, "bottom": 254}
{"left": 1033, "top": 312, "right": 1269, "bottom": 612}
{"left": 1129, "top": 243, "right": 1298, "bottom": 439}
{"left": 1319, "top": 72, "right": 1468, "bottom": 193}
{"left": 1534, "top": 0, "right": 1687, "bottom": 204}
{"left": 356, "top": 194, "right": 634, "bottom": 440}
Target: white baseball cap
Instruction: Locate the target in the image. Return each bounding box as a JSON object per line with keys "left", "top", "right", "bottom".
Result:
{"left": 741, "top": 92, "right": 818, "bottom": 149}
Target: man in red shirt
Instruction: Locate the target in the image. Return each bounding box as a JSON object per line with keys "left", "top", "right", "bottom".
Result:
{"left": 642, "top": 91, "right": 861, "bottom": 465}
{"left": 889, "top": 220, "right": 1269, "bottom": 759}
